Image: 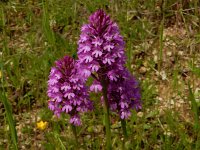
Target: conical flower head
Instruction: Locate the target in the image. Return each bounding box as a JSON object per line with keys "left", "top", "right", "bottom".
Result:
{"left": 77, "top": 10, "right": 126, "bottom": 81}
{"left": 107, "top": 69, "right": 142, "bottom": 119}
{"left": 47, "top": 56, "right": 93, "bottom": 126}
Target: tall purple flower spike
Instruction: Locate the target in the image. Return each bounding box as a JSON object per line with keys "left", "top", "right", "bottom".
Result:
{"left": 77, "top": 10, "right": 126, "bottom": 79}
{"left": 47, "top": 56, "right": 93, "bottom": 126}
{"left": 77, "top": 10, "right": 142, "bottom": 119}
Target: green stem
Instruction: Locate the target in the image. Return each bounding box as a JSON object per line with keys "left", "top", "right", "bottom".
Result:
{"left": 158, "top": 0, "right": 165, "bottom": 72}
{"left": 71, "top": 125, "right": 78, "bottom": 145}
{"left": 121, "top": 119, "right": 128, "bottom": 139}
{"left": 121, "top": 119, "right": 127, "bottom": 150}
{"left": 101, "top": 80, "right": 112, "bottom": 150}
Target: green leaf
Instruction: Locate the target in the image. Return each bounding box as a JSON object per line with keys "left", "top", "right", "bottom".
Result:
{"left": 0, "top": 65, "right": 18, "bottom": 150}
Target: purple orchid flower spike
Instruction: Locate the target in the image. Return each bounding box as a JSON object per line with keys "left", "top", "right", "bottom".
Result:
{"left": 47, "top": 56, "right": 93, "bottom": 126}
{"left": 77, "top": 10, "right": 126, "bottom": 80}
{"left": 107, "top": 68, "right": 142, "bottom": 119}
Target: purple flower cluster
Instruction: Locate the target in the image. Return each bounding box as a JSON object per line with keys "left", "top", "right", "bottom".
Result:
{"left": 77, "top": 10, "right": 142, "bottom": 119}
{"left": 47, "top": 10, "right": 141, "bottom": 125}
{"left": 47, "top": 56, "right": 93, "bottom": 126}
{"left": 77, "top": 10, "right": 126, "bottom": 80}
{"left": 107, "top": 69, "right": 141, "bottom": 119}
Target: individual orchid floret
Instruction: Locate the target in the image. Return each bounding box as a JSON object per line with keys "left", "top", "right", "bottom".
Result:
{"left": 47, "top": 56, "right": 93, "bottom": 126}
{"left": 90, "top": 80, "right": 102, "bottom": 93}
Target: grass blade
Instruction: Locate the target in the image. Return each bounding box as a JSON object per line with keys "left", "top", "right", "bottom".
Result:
{"left": 0, "top": 67, "right": 18, "bottom": 150}
{"left": 0, "top": 7, "right": 18, "bottom": 149}
{"left": 188, "top": 83, "right": 199, "bottom": 131}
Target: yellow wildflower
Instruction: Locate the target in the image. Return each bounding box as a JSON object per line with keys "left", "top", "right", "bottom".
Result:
{"left": 36, "top": 121, "right": 48, "bottom": 130}
{"left": 0, "top": 71, "right": 2, "bottom": 78}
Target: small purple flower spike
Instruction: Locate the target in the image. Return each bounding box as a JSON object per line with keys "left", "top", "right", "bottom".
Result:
{"left": 47, "top": 56, "right": 93, "bottom": 126}
{"left": 107, "top": 69, "right": 142, "bottom": 119}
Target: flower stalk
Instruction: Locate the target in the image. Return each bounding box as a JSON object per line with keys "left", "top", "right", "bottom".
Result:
{"left": 101, "top": 79, "right": 112, "bottom": 150}
{"left": 71, "top": 125, "right": 78, "bottom": 145}
{"left": 121, "top": 119, "right": 127, "bottom": 139}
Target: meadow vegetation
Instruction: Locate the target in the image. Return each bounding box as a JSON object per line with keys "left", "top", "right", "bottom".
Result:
{"left": 0, "top": 0, "right": 200, "bottom": 149}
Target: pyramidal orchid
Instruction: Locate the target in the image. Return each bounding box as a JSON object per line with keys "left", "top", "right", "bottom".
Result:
{"left": 77, "top": 10, "right": 142, "bottom": 148}
{"left": 77, "top": 10, "right": 141, "bottom": 118}
{"left": 47, "top": 56, "right": 93, "bottom": 126}
{"left": 107, "top": 68, "right": 141, "bottom": 119}
{"left": 47, "top": 10, "right": 142, "bottom": 149}
{"left": 77, "top": 10, "right": 126, "bottom": 80}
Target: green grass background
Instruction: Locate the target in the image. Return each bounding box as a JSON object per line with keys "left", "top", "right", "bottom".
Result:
{"left": 0, "top": 0, "right": 200, "bottom": 149}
